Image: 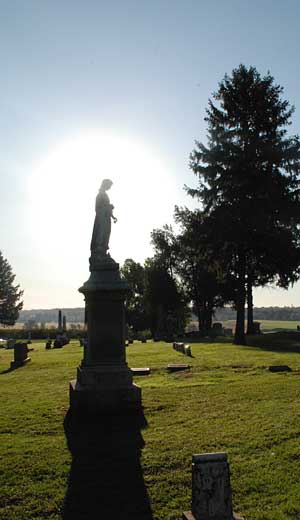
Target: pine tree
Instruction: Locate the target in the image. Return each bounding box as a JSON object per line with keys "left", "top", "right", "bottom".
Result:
{"left": 0, "top": 251, "right": 23, "bottom": 325}
{"left": 188, "top": 65, "right": 300, "bottom": 344}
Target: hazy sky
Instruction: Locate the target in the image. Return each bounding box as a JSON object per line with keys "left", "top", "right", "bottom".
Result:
{"left": 2, "top": 0, "right": 300, "bottom": 309}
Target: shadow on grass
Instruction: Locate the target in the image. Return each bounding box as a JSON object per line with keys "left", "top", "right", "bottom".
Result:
{"left": 0, "top": 364, "right": 22, "bottom": 374}
{"left": 63, "top": 408, "right": 153, "bottom": 520}
{"left": 245, "top": 332, "right": 300, "bottom": 353}
{"left": 176, "top": 336, "right": 232, "bottom": 344}
{"left": 0, "top": 367, "right": 14, "bottom": 374}
{"left": 178, "top": 332, "right": 300, "bottom": 354}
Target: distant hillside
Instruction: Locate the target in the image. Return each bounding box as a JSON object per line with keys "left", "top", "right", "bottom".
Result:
{"left": 215, "top": 306, "right": 300, "bottom": 321}
{"left": 17, "top": 306, "right": 300, "bottom": 325}
{"left": 17, "top": 308, "right": 85, "bottom": 324}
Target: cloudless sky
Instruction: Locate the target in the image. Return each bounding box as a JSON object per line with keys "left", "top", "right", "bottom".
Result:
{"left": 1, "top": 0, "right": 300, "bottom": 309}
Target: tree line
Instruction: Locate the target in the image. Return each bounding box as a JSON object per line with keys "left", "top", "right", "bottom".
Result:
{"left": 13, "top": 305, "right": 300, "bottom": 327}
{"left": 17, "top": 308, "right": 85, "bottom": 324}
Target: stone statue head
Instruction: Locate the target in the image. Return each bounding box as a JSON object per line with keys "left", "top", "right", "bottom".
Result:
{"left": 100, "top": 179, "right": 113, "bottom": 191}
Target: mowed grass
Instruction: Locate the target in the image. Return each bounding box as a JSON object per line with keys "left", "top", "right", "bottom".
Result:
{"left": 222, "top": 319, "right": 300, "bottom": 332}
{"left": 2, "top": 337, "right": 300, "bottom": 519}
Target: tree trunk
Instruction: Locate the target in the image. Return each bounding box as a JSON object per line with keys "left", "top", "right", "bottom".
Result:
{"left": 204, "top": 300, "right": 213, "bottom": 331}
{"left": 234, "top": 255, "right": 246, "bottom": 345}
{"left": 246, "top": 277, "right": 254, "bottom": 335}
{"left": 196, "top": 303, "right": 202, "bottom": 331}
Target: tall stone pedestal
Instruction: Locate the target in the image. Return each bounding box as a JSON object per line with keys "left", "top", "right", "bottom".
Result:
{"left": 70, "top": 260, "right": 141, "bottom": 415}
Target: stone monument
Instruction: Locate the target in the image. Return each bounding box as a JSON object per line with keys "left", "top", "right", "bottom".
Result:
{"left": 183, "top": 453, "right": 243, "bottom": 520}
{"left": 69, "top": 179, "right": 141, "bottom": 414}
{"left": 10, "top": 342, "right": 31, "bottom": 369}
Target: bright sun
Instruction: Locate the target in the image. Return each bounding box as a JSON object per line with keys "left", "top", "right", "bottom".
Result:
{"left": 28, "top": 131, "right": 177, "bottom": 273}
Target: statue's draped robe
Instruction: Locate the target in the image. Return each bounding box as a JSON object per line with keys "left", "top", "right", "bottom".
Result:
{"left": 90, "top": 190, "right": 112, "bottom": 257}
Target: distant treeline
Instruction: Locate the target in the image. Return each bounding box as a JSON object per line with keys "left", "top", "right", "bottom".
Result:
{"left": 17, "top": 308, "right": 85, "bottom": 324}
{"left": 17, "top": 306, "right": 300, "bottom": 325}
{"left": 215, "top": 307, "right": 300, "bottom": 322}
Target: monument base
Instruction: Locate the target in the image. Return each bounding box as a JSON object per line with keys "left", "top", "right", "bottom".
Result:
{"left": 69, "top": 378, "right": 142, "bottom": 416}
{"left": 182, "top": 512, "right": 244, "bottom": 520}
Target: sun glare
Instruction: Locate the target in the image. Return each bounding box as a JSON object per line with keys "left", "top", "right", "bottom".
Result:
{"left": 27, "top": 131, "right": 177, "bottom": 274}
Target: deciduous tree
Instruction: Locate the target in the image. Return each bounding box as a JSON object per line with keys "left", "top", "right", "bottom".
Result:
{"left": 120, "top": 258, "right": 149, "bottom": 333}
{"left": 144, "top": 257, "right": 188, "bottom": 339}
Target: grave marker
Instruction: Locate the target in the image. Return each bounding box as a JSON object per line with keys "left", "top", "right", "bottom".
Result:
{"left": 10, "top": 342, "right": 31, "bottom": 369}
{"left": 183, "top": 452, "right": 244, "bottom": 520}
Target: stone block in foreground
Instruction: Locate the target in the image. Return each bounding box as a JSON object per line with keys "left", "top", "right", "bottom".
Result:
{"left": 182, "top": 452, "right": 244, "bottom": 520}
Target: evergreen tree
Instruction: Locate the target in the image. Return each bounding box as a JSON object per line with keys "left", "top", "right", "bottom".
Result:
{"left": 0, "top": 251, "right": 23, "bottom": 325}
{"left": 188, "top": 65, "right": 300, "bottom": 344}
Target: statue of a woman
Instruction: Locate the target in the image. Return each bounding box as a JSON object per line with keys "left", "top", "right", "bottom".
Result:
{"left": 90, "top": 179, "right": 117, "bottom": 261}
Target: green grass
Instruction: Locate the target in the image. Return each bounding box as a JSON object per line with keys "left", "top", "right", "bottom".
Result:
{"left": 258, "top": 320, "right": 300, "bottom": 332}
{"left": 2, "top": 336, "right": 300, "bottom": 519}
{"left": 222, "top": 319, "right": 300, "bottom": 332}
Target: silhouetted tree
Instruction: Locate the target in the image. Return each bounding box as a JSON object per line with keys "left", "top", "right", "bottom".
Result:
{"left": 188, "top": 65, "right": 300, "bottom": 344}
{"left": 121, "top": 256, "right": 188, "bottom": 338}
{"left": 144, "top": 258, "right": 188, "bottom": 339}
{"left": 151, "top": 215, "right": 234, "bottom": 332}
{"left": 120, "top": 259, "right": 149, "bottom": 333}
{"left": 0, "top": 251, "right": 23, "bottom": 325}
{"left": 150, "top": 225, "right": 176, "bottom": 278}
{"left": 174, "top": 207, "right": 235, "bottom": 331}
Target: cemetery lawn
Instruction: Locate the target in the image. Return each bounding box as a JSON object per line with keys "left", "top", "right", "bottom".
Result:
{"left": 2, "top": 337, "right": 300, "bottom": 519}
{"left": 221, "top": 319, "right": 300, "bottom": 332}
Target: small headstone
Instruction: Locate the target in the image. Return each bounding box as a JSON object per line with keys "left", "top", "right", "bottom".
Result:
{"left": 212, "top": 323, "right": 224, "bottom": 336}
{"left": 184, "top": 344, "right": 192, "bottom": 357}
{"left": 53, "top": 339, "right": 64, "bottom": 348}
{"left": 252, "top": 322, "right": 261, "bottom": 334}
{"left": 174, "top": 342, "right": 184, "bottom": 352}
{"left": 45, "top": 339, "right": 52, "bottom": 350}
{"left": 269, "top": 365, "right": 292, "bottom": 373}
{"left": 10, "top": 342, "right": 31, "bottom": 369}
{"left": 183, "top": 452, "right": 243, "bottom": 520}
{"left": 131, "top": 367, "right": 151, "bottom": 376}
{"left": 7, "top": 338, "right": 16, "bottom": 349}
{"left": 167, "top": 364, "right": 190, "bottom": 372}
{"left": 53, "top": 333, "right": 69, "bottom": 348}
